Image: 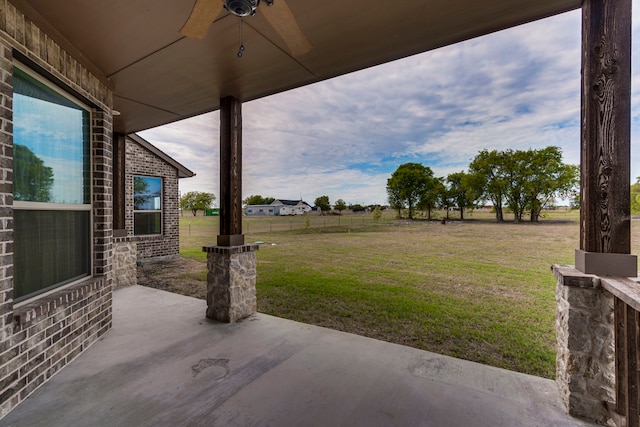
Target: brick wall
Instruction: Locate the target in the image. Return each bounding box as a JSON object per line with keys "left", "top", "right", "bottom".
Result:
{"left": 0, "top": 1, "right": 113, "bottom": 417}
{"left": 123, "top": 137, "right": 181, "bottom": 260}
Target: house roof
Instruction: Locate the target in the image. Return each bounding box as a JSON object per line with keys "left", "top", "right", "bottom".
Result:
{"left": 15, "top": 0, "right": 580, "bottom": 135}
{"left": 275, "top": 199, "right": 311, "bottom": 207}
{"left": 127, "top": 133, "right": 196, "bottom": 178}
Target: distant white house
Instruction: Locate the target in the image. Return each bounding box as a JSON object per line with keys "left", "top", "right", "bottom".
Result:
{"left": 245, "top": 199, "right": 314, "bottom": 216}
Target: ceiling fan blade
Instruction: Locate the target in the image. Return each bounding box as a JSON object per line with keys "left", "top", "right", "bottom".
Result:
{"left": 180, "top": 0, "right": 224, "bottom": 39}
{"left": 260, "top": 0, "right": 312, "bottom": 57}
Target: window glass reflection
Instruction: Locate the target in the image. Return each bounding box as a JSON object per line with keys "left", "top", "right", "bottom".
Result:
{"left": 134, "top": 176, "right": 162, "bottom": 211}
{"left": 13, "top": 68, "right": 90, "bottom": 204}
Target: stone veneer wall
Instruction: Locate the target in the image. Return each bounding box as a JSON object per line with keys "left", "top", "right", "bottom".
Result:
{"left": 554, "top": 265, "right": 615, "bottom": 426}
{"left": 112, "top": 240, "right": 137, "bottom": 289}
{"left": 124, "top": 137, "right": 180, "bottom": 260}
{"left": 204, "top": 245, "right": 259, "bottom": 323}
{"left": 0, "top": 1, "right": 114, "bottom": 417}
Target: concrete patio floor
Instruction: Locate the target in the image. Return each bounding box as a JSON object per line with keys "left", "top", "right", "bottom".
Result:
{"left": 1, "top": 285, "right": 596, "bottom": 427}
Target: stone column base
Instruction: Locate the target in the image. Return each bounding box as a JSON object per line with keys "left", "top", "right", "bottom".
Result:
{"left": 113, "top": 240, "right": 137, "bottom": 289}
{"left": 203, "top": 244, "right": 259, "bottom": 323}
{"left": 553, "top": 264, "right": 615, "bottom": 425}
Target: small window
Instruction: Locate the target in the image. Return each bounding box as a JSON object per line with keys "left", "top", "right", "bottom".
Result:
{"left": 134, "top": 176, "right": 162, "bottom": 235}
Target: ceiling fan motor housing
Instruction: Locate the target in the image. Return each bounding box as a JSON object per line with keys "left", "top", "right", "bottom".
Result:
{"left": 225, "top": 0, "right": 260, "bottom": 17}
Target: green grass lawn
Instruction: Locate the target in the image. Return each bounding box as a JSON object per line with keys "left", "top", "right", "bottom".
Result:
{"left": 177, "top": 210, "right": 640, "bottom": 379}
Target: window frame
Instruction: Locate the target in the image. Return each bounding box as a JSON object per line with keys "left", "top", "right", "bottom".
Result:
{"left": 133, "top": 175, "right": 163, "bottom": 236}
{"left": 13, "top": 62, "right": 93, "bottom": 304}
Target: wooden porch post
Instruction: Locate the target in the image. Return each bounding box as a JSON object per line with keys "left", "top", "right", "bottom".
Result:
{"left": 218, "top": 96, "right": 245, "bottom": 247}
{"left": 204, "top": 96, "right": 257, "bottom": 322}
{"left": 576, "top": 0, "right": 635, "bottom": 276}
{"left": 112, "top": 132, "right": 126, "bottom": 236}
{"left": 560, "top": 0, "right": 635, "bottom": 422}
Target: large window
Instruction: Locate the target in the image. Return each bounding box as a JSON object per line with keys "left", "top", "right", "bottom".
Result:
{"left": 13, "top": 66, "right": 91, "bottom": 302}
{"left": 134, "top": 176, "right": 162, "bottom": 235}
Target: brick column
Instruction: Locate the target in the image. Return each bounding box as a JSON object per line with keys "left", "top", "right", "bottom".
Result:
{"left": 553, "top": 265, "right": 615, "bottom": 425}
{"left": 203, "top": 244, "right": 259, "bottom": 322}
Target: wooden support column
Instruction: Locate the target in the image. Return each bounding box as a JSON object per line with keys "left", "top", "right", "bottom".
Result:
{"left": 557, "top": 4, "right": 633, "bottom": 423}
{"left": 206, "top": 97, "right": 256, "bottom": 322}
{"left": 112, "top": 132, "right": 126, "bottom": 237}
{"left": 578, "top": 0, "right": 635, "bottom": 274}
{"left": 218, "top": 96, "right": 244, "bottom": 247}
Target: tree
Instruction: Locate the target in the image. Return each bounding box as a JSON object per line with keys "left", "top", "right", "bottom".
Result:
{"left": 334, "top": 199, "right": 347, "bottom": 214}
{"left": 417, "top": 176, "right": 444, "bottom": 220}
{"left": 522, "top": 147, "right": 579, "bottom": 222}
{"left": 437, "top": 181, "right": 453, "bottom": 220}
{"left": 243, "top": 195, "right": 274, "bottom": 205}
{"left": 632, "top": 177, "right": 640, "bottom": 214}
{"left": 372, "top": 205, "right": 383, "bottom": 222}
{"left": 315, "top": 195, "right": 331, "bottom": 212}
{"left": 502, "top": 149, "right": 529, "bottom": 222}
{"left": 446, "top": 171, "right": 479, "bottom": 220}
{"left": 14, "top": 144, "right": 54, "bottom": 202}
{"left": 480, "top": 147, "right": 578, "bottom": 222}
{"left": 349, "top": 203, "right": 366, "bottom": 213}
{"left": 387, "top": 184, "right": 403, "bottom": 218}
{"left": 180, "top": 191, "right": 215, "bottom": 216}
{"left": 469, "top": 149, "right": 507, "bottom": 222}
{"left": 386, "top": 163, "right": 434, "bottom": 219}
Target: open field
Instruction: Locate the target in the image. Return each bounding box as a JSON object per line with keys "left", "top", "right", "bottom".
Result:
{"left": 170, "top": 210, "right": 640, "bottom": 379}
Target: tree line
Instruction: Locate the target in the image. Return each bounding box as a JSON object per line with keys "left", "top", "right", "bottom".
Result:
{"left": 180, "top": 192, "right": 378, "bottom": 216}
{"left": 312, "top": 196, "right": 378, "bottom": 214}
{"left": 387, "top": 146, "right": 579, "bottom": 222}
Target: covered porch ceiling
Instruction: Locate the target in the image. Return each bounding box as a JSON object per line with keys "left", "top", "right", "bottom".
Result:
{"left": 16, "top": 0, "right": 580, "bottom": 134}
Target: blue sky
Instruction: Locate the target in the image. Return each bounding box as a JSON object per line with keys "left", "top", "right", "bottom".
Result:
{"left": 140, "top": 6, "right": 640, "bottom": 207}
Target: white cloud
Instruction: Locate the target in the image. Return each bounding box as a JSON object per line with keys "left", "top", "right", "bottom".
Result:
{"left": 140, "top": 8, "right": 640, "bottom": 205}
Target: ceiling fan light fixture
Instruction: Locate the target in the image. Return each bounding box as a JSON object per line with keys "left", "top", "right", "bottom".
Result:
{"left": 224, "top": 0, "right": 259, "bottom": 17}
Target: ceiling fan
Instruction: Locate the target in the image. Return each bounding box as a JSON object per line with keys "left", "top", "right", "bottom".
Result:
{"left": 180, "top": 0, "right": 312, "bottom": 57}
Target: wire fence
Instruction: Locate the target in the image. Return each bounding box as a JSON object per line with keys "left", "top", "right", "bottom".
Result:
{"left": 179, "top": 211, "right": 394, "bottom": 237}
{"left": 179, "top": 208, "right": 581, "bottom": 242}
